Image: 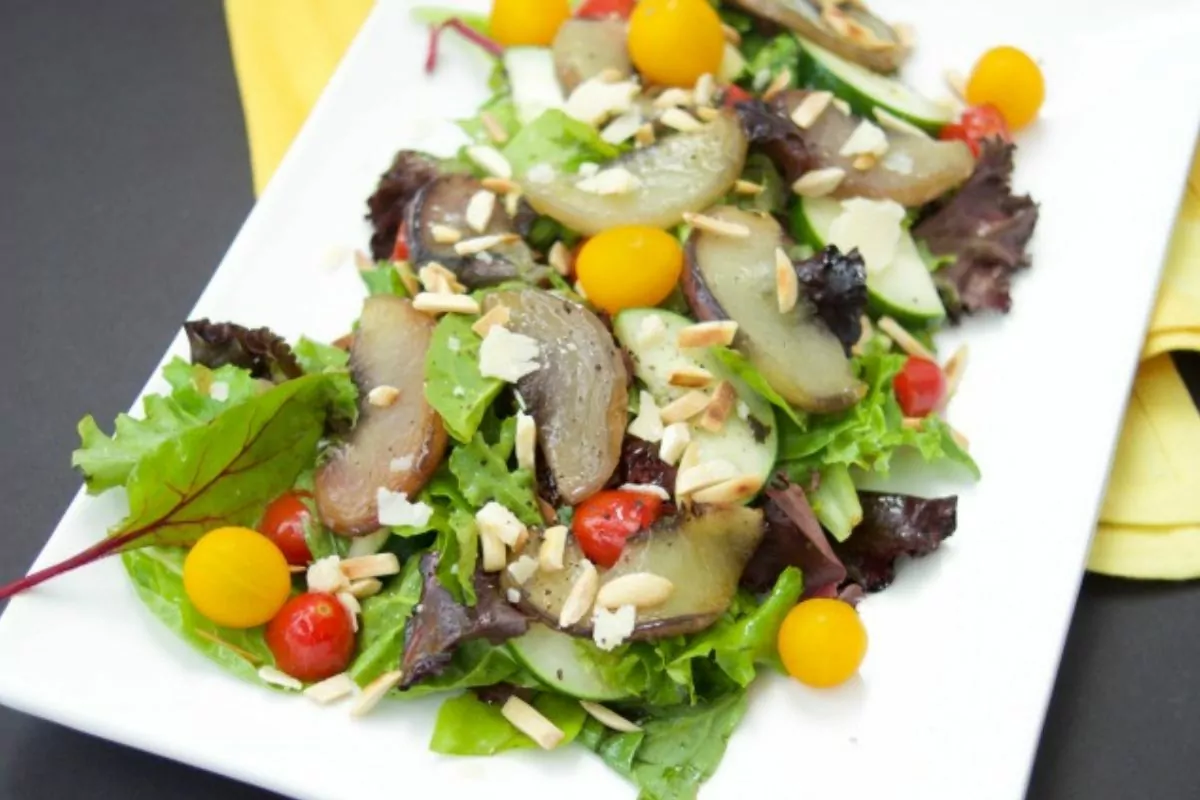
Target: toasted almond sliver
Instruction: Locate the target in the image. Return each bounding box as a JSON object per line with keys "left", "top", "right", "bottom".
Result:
{"left": 337, "top": 591, "right": 362, "bottom": 632}
{"left": 694, "top": 73, "right": 716, "bottom": 107}
{"left": 619, "top": 483, "right": 671, "bottom": 501}
{"left": 471, "top": 304, "right": 511, "bottom": 337}
{"left": 430, "top": 224, "right": 462, "bottom": 244}
{"left": 852, "top": 314, "right": 875, "bottom": 356}
{"left": 559, "top": 560, "right": 599, "bottom": 628}
{"left": 516, "top": 412, "right": 537, "bottom": 472}
{"left": 367, "top": 385, "right": 400, "bottom": 408}
{"left": 683, "top": 212, "right": 750, "bottom": 238}
{"left": 466, "top": 145, "right": 513, "bottom": 179}
{"left": 548, "top": 241, "right": 571, "bottom": 276}
{"left": 350, "top": 670, "right": 403, "bottom": 717}
{"left": 505, "top": 189, "right": 522, "bottom": 218}
{"left": 596, "top": 572, "right": 675, "bottom": 610}
{"left": 580, "top": 701, "right": 642, "bottom": 733}
{"left": 418, "top": 262, "right": 466, "bottom": 294}
{"left": 938, "top": 344, "right": 969, "bottom": 411}
{"left": 660, "top": 390, "right": 711, "bottom": 425}
{"left": 658, "top": 422, "right": 691, "bottom": 466}
{"left": 873, "top": 107, "right": 929, "bottom": 139}
{"left": 690, "top": 474, "right": 764, "bottom": 505}
{"left": 507, "top": 554, "right": 540, "bottom": 585}
{"left": 790, "top": 90, "right": 834, "bottom": 129}
{"left": 668, "top": 365, "right": 715, "bottom": 388}
{"left": 832, "top": 97, "right": 851, "bottom": 115}
{"left": 677, "top": 320, "right": 738, "bottom": 349}
{"left": 877, "top": 316, "right": 936, "bottom": 361}
{"left": 481, "top": 528, "right": 507, "bottom": 572}
{"left": 304, "top": 673, "right": 359, "bottom": 705}
{"left": 596, "top": 67, "right": 626, "bottom": 83}
{"left": 776, "top": 247, "right": 799, "bottom": 313}
{"left": 480, "top": 110, "right": 509, "bottom": 144}
{"left": 634, "top": 122, "right": 656, "bottom": 147}
{"left": 539, "top": 525, "right": 568, "bottom": 572}
{"left": 412, "top": 292, "right": 481, "bottom": 316}
{"left": 721, "top": 22, "right": 742, "bottom": 45}
{"left": 659, "top": 108, "right": 704, "bottom": 133}
{"left": 696, "top": 106, "right": 721, "bottom": 122}
{"left": 653, "top": 87, "right": 694, "bottom": 109}
{"left": 502, "top": 696, "right": 566, "bottom": 750}
{"left": 340, "top": 553, "right": 401, "bottom": 581}
{"left": 538, "top": 496, "right": 558, "bottom": 525}
{"left": 454, "top": 233, "right": 520, "bottom": 257}
{"left": 348, "top": 578, "right": 383, "bottom": 600}
{"left": 852, "top": 153, "right": 878, "bottom": 171}
{"left": 394, "top": 261, "right": 421, "bottom": 296}
{"left": 258, "top": 666, "right": 302, "bottom": 691}
{"left": 481, "top": 176, "right": 519, "bottom": 194}
{"left": 698, "top": 381, "right": 738, "bottom": 433}
{"left": 734, "top": 179, "right": 764, "bottom": 196}
{"left": 792, "top": 167, "right": 846, "bottom": 198}
{"left": 676, "top": 459, "right": 739, "bottom": 496}
{"left": 194, "top": 629, "right": 262, "bottom": 664}
{"left": 761, "top": 68, "right": 792, "bottom": 102}
{"left": 465, "top": 190, "right": 497, "bottom": 234}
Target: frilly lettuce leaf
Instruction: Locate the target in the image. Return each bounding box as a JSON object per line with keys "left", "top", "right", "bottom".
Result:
{"left": 424, "top": 314, "right": 504, "bottom": 442}
{"left": 430, "top": 691, "right": 588, "bottom": 755}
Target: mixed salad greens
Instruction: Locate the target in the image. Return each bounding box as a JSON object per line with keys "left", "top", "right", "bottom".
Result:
{"left": 0, "top": 0, "right": 1044, "bottom": 797}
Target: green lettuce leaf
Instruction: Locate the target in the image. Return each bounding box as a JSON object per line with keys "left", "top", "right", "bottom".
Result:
{"left": 424, "top": 314, "right": 504, "bottom": 442}
{"left": 744, "top": 34, "right": 800, "bottom": 91}
{"left": 503, "top": 109, "right": 621, "bottom": 175}
{"left": 348, "top": 555, "right": 424, "bottom": 686}
{"left": 809, "top": 463, "right": 863, "bottom": 542}
{"left": 710, "top": 347, "right": 806, "bottom": 427}
{"left": 410, "top": 6, "right": 490, "bottom": 34}
{"left": 358, "top": 261, "right": 412, "bottom": 297}
{"left": 448, "top": 416, "right": 542, "bottom": 526}
{"left": 727, "top": 154, "right": 787, "bottom": 215}
{"left": 430, "top": 691, "right": 588, "bottom": 756}
{"left": 73, "top": 359, "right": 258, "bottom": 493}
{"left": 777, "top": 353, "right": 981, "bottom": 479}
{"left": 293, "top": 336, "right": 359, "bottom": 426}
{"left": 122, "top": 547, "right": 273, "bottom": 683}
{"left": 579, "top": 690, "right": 749, "bottom": 800}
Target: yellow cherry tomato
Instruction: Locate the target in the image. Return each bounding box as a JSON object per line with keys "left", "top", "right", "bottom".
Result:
{"left": 627, "top": 0, "right": 725, "bottom": 87}
{"left": 965, "top": 46, "right": 1045, "bottom": 131}
{"left": 183, "top": 527, "right": 292, "bottom": 629}
{"left": 489, "top": 0, "right": 572, "bottom": 48}
{"left": 575, "top": 226, "right": 684, "bottom": 314}
{"left": 777, "top": 598, "right": 867, "bottom": 689}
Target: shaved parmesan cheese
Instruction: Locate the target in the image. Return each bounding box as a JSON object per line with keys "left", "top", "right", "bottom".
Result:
{"left": 506, "top": 554, "right": 540, "bottom": 585}
{"left": 479, "top": 326, "right": 541, "bottom": 382}
{"left": 307, "top": 555, "right": 349, "bottom": 594}
{"left": 828, "top": 198, "right": 906, "bottom": 273}
{"left": 376, "top": 488, "right": 434, "bottom": 528}
{"left": 258, "top": 666, "right": 302, "bottom": 691}
{"left": 565, "top": 78, "right": 640, "bottom": 126}
{"left": 592, "top": 604, "right": 636, "bottom": 651}
{"left": 476, "top": 502, "right": 527, "bottom": 548}
{"left": 628, "top": 390, "right": 664, "bottom": 443}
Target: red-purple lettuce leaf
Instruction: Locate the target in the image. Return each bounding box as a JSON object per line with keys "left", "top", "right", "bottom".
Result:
{"left": 743, "top": 480, "right": 846, "bottom": 597}
{"left": 832, "top": 491, "right": 958, "bottom": 591}
{"left": 792, "top": 245, "right": 868, "bottom": 354}
{"left": 184, "top": 319, "right": 302, "bottom": 382}
{"left": 366, "top": 150, "right": 441, "bottom": 260}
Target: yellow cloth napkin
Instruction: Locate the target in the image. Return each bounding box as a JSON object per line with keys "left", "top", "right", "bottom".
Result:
{"left": 222, "top": 1, "right": 1200, "bottom": 579}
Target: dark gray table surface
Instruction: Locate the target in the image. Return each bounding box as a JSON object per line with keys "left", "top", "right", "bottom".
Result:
{"left": 1, "top": 1, "right": 1198, "bottom": 798}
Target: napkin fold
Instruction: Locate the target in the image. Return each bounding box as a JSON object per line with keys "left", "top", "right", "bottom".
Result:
{"left": 222, "top": 0, "right": 1200, "bottom": 580}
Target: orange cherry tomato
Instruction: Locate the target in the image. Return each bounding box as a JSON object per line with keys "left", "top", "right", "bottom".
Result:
{"left": 965, "top": 46, "right": 1044, "bottom": 130}
{"left": 489, "top": 0, "right": 571, "bottom": 47}
{"left": 777, "top": 599, "right": 868, "bottom": 688}
{"left": 575, "top": 226, "right": 684, "bottom": 314}
{"left": 183, "top": 527, "right": 292, "bottom": 629}
{"left": 627, "top": 0, "right": 725, "bottom": 87}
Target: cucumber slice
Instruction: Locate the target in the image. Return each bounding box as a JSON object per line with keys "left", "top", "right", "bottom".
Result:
{"left": 794, "top": 36, "right": 953, "bottom": 135}
{"left": 793, "top": 196, "right": 946, "bottom": 327}
{"left": 612, "top": 308, "right": 778, "bottom": 494}
{"left": 503, "top": 47, "right": 564, "bottom": 125}
{"left": 508, "top": 624, "right": 630, "bottom": 701}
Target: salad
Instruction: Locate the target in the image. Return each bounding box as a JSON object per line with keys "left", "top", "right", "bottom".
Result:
{"left": 0, "top": 0, "right": 1044, "bottom": 797}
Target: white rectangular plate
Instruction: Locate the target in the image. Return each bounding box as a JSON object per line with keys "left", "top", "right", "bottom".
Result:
{"left": 2, "top": 1, "right": 1199, "bottom": 798}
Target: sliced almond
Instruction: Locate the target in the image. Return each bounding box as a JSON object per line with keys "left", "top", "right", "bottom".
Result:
{"left": 698, "top": 381, "right": 737, "bottom": 433}
{"left": 789, "top": 90, "right": 834, "bottom": 129}
{"left": 504, "top": 189, "right": 522, "bottom": 218}
{"left": 577, "top": 166, "right": 640, "bottom": 195}
{"left": 480, "top": 110, "right": 509, "bottom": 144}
{"left": 695, "top": 106, "right": 721, "bottom": 122}
{"left": 873, "top": 107, "right": 930, "bottom": 139}
{"left": 832, "top": 97, "right": 851, "bottom": 115}
{"left": 337, "top": 591, "right": 362, "bottom": 632}
{"left": 852, "top": 314, "right": 876, "bottom": 356}
{"left": 454, "top": 233, "right": 520, "bottom": 257}
{"left": 350, "top": 670, "right": 403, "bottom": 717}
{"left": 418, "top": 262, "right": 466, "bottom": 294}
{"left": 792, "top": 167, "right": 846, "bottom": 198}
{"left": 596, "top": 572, "right": 674, "bottom": 610}
{"left": 653, "top": 87, "right": 694, "bottom": 108}
{"left": 852, "top": 153, "right": 878, "bottom": 171}
{"left": 776, "top": 247, "right": 799, "bottom": 313}
{"left": 659, "top": 390, "right": 711, "bottom": 425}
{"left": 678, "top": 440, "right": 703, "bottom": 472}
{"left": 481, "top": 176, "right": 519, "bottom": 194}
{"left": 547, "top": 241, "right": 571, "bottom": 276}
{"left": 515, "top": 412, "right": 537, "bottom": 472}
{"left": 667, "top": 365, "right": 715, "bottom": 388}
{"left": 481, "top": 528, "right": 507, "bottom": 572}
{"left": 340, "top": 553, "right": 401, "bottom": 581}
{"left": 348, "top": 578, "right": 383, "bottom": 600}
{"left": 676, "top": 459, "right": 739, "bottom": 496}
{"left": 683, "top": 212, "right": 750, "bottom": 238}
{"left": 761, "top": 68, "right": 792, "bottom": 101}
{"left": 693, "top": 73, "right": 716, "bottom": 107}
{"left": 367, "top": 385, "right": 400, "bottom": 408}
{"left": 506, "top": 554, "right": 540, "bottom": 585}
{"left": 558, "top": 559, "right": 599, "bottom": 627}
{"left": 721, "top": 22, "right": 742, "bottom": 45}
{"left": 939, "top": 344, "right": 968, "bottom": 410}
{"left": 304, "top": 673, "right": 359, "bottom": 705}
{"left": 501, "top": 696, "right": 565, "bottom": 750}
{"left": 690, "top": 474, "right": 763, "bottom": 505}
{"left": 394, "top": 261, "right": 421, "bottom": 296}
{"left": 634, "top": 122, "right": 656, "bottom": 147}
{"left": 465, "top": 190, "right": 497, "bottom": 234}
{"left": 580, "top": 700, "right": 642, "bottom": 733}
{"left": 877, "top": 316, "right": 936, "bottom": 361}
{"left": 677, "top": 320, "right": 738, "bottom": 349}
{"left": 658, "top": 422, "right": 691, "bottom": 465}
{"left": 839, "top": 119, "right": 889, "bottom": 159}
{"left": 258, "top": 666, "right": 302, "bottom": 691}
{"left": 619, "top": 483, "right": 671, "bottom": 501}
{"left": 539, "top": 525, "right": 568, "bottom": 572}
{"left": 596, "top": 66, "right": 626, "bottom": 83}
{"left": 430, "top": 224, "right": 463, "bottom": 244}
{"left": 659, "top": 108, "right": 704, "bottom": 133}
{"left": 466, "top": 145, "right": 513, "bottom": 179}
{"left": 734, "top": 179, "right": 764, "bottom": 196}
{"left": 471, "top": 304, "right": 511, "bottom": 337}
{"left": 628, "top": 389, "right": 664, "bottom": 443}
{"left": 601, "top": 111, "right": 643, "bottom": 145}
{"left": 412, "top": 292, "right": 481, "bottom": 316}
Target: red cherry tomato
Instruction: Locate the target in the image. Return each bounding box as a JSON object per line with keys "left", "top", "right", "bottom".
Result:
{"left": 572, "top": 490, "right": 665, "bottom": 568}
{"left": 266, "top": 593, "right": 356, "bottom": 682}
{"left": 576, "top": 0, "right": 636, "bottom": 19}
{"left": 391, "top": 221, "right": 410, "bottom": 262}
{"left": 894, "top": 357, "right": 947, "bottom": 418}
{"left": 939, "top": 104, "right": 1011, "bottom": 157}
{"left": 259, "top": 491, "right": 314, "bottom": 567}
{"left": 722, "top": 85, "right": 753, "bottom": 108}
